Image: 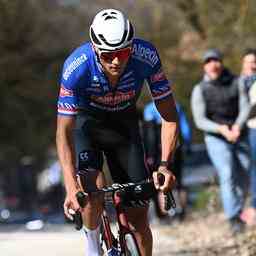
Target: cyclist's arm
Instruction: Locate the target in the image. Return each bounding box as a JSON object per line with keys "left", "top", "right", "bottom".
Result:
{"left": 143, "top": 103, "right": 160, "bottom": 168}
{"left": 56, "top": 115, "right": 79, "bottom": 195}
{"left": 144, "top": 42, "right": 178, "bottom": 168}
{"left": 155, "top": 94, "right": 179, "bottom": 163}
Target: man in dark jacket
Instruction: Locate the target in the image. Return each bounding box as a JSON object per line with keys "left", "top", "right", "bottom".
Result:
{"left": 191, "top": 49, "right": 250, "bottom": 233}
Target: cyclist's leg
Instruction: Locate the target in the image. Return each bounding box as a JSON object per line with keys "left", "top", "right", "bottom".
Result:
{"left": 92, "top": 109, "right": 153, "bottom": 255}
{"left": 125, "top": 142, "right": 153, "bottom": 256}
{"left": 74, "top": 115, "right": 105, "bottom": 256}
{"left": 77, "top": 166, "right": 105, "bottom": 256}
{"left": 126, "top": 206, "right": 152, "bottom": 255}
{"left": 105, "top": 144, "right": 153, "bottom": 256}
{"left": 77, "top": 168, "right": 106, "bottom": 228}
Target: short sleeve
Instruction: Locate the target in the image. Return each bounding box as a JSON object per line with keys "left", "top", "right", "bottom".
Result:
{"left": 57, "top": 60, "right": 80, "bottom": 116}
{"left": 57, "top": 49, "right": 89, "bottom": 116}
{"left": 146, "top": 47, "right": 172, "bottom": 101}
{"left": 57, "top": 84, "right": 79, "bottom": 116}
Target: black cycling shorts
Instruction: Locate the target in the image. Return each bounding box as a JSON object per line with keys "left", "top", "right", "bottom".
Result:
{"left": 74, "top": 108, "right": 150, "bottom": 184}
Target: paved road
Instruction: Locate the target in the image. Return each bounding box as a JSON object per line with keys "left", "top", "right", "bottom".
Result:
{"left": 0, "top": 223, "right": 177, "bottom": 256}
{"left": 1, "top": 225, "right": 84, "bottom": 256}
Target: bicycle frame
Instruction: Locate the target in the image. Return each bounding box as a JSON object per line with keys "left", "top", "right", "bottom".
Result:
{"left": 99, "top": 190, "right": 141, "bottom": 255}
{"left": 101, "top": 209, "right": 116, "bottom": 250}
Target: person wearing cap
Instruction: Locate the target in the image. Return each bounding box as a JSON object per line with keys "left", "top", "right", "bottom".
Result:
{"left": 56, "top": 9, "right": 178, "bottom": 256}
{"left": 191, "top": 48, "right": 250, "bottom": 234}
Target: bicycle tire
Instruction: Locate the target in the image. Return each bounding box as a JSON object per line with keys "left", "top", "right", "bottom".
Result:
{"left": 124, "top": 233, "right": 140, "bottom": 256}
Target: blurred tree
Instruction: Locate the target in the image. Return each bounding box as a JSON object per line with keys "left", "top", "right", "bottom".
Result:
{"left": 0, "top": 0, "right": 87, "bottom": 167}
{"left": 1, "top": 0, "right": 256, "bottom": 167}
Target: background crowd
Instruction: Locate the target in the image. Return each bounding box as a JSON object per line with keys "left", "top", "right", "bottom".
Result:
{"left": 191, "top": 48, "right": 256, "bottom": 233}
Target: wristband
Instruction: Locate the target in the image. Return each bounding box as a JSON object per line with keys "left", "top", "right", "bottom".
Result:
{"left": 159, "top": 161, "right": 169, "bottom": 167}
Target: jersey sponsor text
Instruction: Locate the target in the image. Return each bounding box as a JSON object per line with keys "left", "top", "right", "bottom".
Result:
{"left": 91, "top": 91, "right": 135, "bottom": 106}
{"left": 63, "top": 54, "right": 87, "bottom": 81}
{"left": 132, "top": 43, "right": 159, "bottom": 67}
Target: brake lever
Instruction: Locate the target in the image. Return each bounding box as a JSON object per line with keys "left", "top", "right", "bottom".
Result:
{"left": 74, "top": 211, "right": 83, "bottom": 230}
{"left": 67, "top": 208, "right": 83, "bottom": 230}
{"left": 156, "top": 172, "right": 176, "bottom": 210}
{"left": 68, "top": 191, "right": 87, "bottom": 231}
{"left": 164, "top": 191, "right": 176, "bottom": 211}
{"left": 76, "top": 191, "right": 87, "bottom": 208}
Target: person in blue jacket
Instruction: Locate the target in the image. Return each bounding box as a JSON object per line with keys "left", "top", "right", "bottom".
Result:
{"left": 143, "top": 101, "right": 192, "bottom": 220}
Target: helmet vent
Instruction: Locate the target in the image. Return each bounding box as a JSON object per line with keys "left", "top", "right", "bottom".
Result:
{"left": 98, "top": 34, "right": 107, "bottom": 44}
{"left": 104, "top": 16, "right": 117, "bottom": 20}
{"left": 90, "top": 28, "right": 102, "bottom": 45}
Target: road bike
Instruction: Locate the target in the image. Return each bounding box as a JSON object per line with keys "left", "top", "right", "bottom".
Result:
{"left": 70, "top": 178, "right": 176, "bottom": 256}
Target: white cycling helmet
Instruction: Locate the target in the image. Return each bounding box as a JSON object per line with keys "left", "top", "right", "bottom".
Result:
{"left": 90, "top": 9, "right": 134, "bottom": 51}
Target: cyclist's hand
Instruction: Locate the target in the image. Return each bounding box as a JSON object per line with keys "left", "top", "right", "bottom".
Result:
{"left": 63, "top": 189, "right": 81, "bottom": 220}
{"left": 153, "top": 168, "right": 176, "bottom": 193}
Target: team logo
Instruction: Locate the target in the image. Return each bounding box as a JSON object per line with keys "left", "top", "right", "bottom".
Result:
{"left": 79, "top": 152, "right": 89, "bottom": 161}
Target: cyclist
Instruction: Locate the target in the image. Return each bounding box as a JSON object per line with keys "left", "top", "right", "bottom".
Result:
{"left": 56, "top": 9, "right": 178, "bottom": 256}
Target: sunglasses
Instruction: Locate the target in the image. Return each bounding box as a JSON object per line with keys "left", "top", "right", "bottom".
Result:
{"left": 99, "top": 47, "right": 132, "bottom": 62}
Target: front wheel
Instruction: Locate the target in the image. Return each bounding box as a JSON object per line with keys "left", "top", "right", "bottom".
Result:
{"left": 124, "top": 233, "right": 140, "bottom": 256}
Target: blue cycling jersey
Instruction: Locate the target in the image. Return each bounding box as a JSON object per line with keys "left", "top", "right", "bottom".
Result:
{"left": 57, "top": 38, "right": 172, "bottom": 115}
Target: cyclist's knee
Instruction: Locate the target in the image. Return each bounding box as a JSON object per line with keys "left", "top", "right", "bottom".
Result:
{"left": 81, "top": 191, "right": 103, "bottom": 222}
{"left": 77, "top": 169, "right": 105, "bottom": 191}
{"left": 127, "top": 207, "right": 150, "bottom": 230}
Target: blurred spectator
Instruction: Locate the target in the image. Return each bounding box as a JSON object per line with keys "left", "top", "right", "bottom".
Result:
{"left": 37, "top": 160, "right": 64, "bottom": 213}
{"left": 191, "top": 49, "right": 250, "bottom": 233}
{"left": 239, "top": 48, "right": 256, "bottom": 225}
{"left": 241, "top": 48, "right": 256, "bottom": 77}
{"left": 17, "top": 156, "right": 38, "bottom": 213}
{"left": 143, "top": 100, "right": 192, "bottom": 221}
